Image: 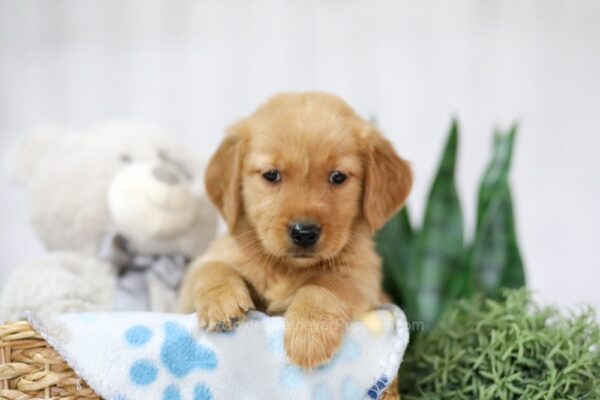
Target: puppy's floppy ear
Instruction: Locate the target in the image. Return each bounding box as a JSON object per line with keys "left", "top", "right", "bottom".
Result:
{"left": 362, "top": 127, "right": 413, "bottom": 232}
{"left": 205, "top": 127, "right": 246, "bottom": 232}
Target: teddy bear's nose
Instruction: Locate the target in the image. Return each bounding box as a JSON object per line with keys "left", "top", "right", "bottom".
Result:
{"left": 152, "top": 166, "right": 180, "bottom": 185}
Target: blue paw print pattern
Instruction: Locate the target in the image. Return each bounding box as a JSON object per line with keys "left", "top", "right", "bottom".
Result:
{"left": 125, "top": 325, "right": 153, "bottom": 347}
{"left": 163, "top": 384, "right": 181, "bottom": 400}
{"left": 280, "top": 365, "right": 305, "bottom": 390}
{"left": 130, "top": 359, "right": 158, "bottom": 386}
{"left": 367, "top": 376, "right": 389, "bottom": 399}
{"left": 312, "top": 383, "right": 331, "bottom": 400}
{"left": 124, "top": 321, "right": 217, "bottom": 399}
{"left": 324, "top": 337, "right": 361, "bottom": 371}
{"left": 267, "top": 329, "right": 285, "bottom": 355}
{"left": 267, "top": 328, "right": 367, "bottom": 399}
{"left": 267, "top": 329, "right": 364, "bottom": 400}
{"left": 193, "top": 384, "right": 212, "bottom": 400}
{"left": 160, "top": 321, "right": 218, "bottom": 377}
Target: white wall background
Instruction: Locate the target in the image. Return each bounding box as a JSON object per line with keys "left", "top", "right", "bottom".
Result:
{"left": 1, "top": 0, "right": 599, "bottom": 310}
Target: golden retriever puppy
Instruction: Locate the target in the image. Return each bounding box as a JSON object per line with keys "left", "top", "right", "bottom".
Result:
{"left": 179, "top": 92, "right": 412, "bottom": 370}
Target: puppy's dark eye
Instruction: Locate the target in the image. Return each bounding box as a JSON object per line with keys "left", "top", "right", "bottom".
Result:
{"left": 329, "top": 171, "right": 347, "bottom": 185}
{"left": 262, "top": 169, "right": 281, "bottom": 183}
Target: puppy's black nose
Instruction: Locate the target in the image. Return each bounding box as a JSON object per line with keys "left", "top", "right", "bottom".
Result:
{"left": 289, "top": 223, "right": 321, "bottom": 248}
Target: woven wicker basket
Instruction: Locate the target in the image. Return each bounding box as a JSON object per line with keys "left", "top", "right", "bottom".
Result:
{"left": 0, "top": 320, "right": 99, "bottom": 400}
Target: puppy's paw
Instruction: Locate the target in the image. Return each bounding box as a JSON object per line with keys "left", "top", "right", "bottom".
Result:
{"left": 195, "top": 283, "right": 254, "bottom": 332}
{"left": 284, "top": 310, "right": 346, "bottom": 369}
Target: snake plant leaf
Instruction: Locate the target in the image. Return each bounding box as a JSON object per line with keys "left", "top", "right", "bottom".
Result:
{"left": 471, "top": 127, "right": 525, "bottom": 297}
{"left": 376, "top": 206, "right": 414, "bottom": 307}
{"left": 412, "top": 119, "right": 464, "bottom": 329}
{"left": 471, "top": 183, "right": 525, "bottom": 298}
{"left": 476, "top": 124, "right": 517, "bottom": 228}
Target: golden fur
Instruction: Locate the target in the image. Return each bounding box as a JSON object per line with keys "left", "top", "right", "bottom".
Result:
{"left": 179, "top": 92, "right": 412, "bottom": 373}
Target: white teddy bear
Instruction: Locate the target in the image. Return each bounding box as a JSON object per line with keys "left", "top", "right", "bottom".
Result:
{"left": 0, "top": 123, "right": 218, "bottom": 321}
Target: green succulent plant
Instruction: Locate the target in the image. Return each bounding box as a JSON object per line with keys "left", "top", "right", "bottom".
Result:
{"left": 376, "top": 120, "right": 525, "bottom": 330}
{"left": 400, "top": 289, "right": 600, "bottom": 399}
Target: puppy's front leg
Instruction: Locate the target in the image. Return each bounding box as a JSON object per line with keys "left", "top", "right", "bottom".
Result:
{"left": 284, "top": 276, "right": 359, "bottom": 369}
{"left": 181, "top": 261, "right": 254, "bottom": 332}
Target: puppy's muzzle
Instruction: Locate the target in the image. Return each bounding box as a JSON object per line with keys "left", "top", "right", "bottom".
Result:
{"left": 288, "top": 222, "right": 321, "bottom": 248}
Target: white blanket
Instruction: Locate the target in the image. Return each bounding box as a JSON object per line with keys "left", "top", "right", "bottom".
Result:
{"left": 27, "top": 305, "right": 409, "bottom": 400}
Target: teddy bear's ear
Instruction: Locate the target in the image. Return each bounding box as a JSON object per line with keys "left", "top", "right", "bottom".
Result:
{"left": 4, "top": 125, "right": 69, "bottom": 186}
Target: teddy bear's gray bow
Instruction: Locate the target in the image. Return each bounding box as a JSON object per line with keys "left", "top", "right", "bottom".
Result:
{"left": 98, "top": 233, "right": 189, "bottom": 311}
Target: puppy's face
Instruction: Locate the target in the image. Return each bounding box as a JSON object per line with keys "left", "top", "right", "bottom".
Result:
{"left": 241, "top": 111, "right": 365, "bottom": 264}
{"left": 206, "top": 93, "right": 412, "bottom": 267}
